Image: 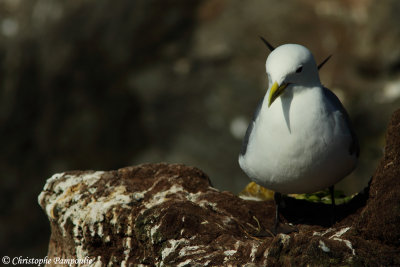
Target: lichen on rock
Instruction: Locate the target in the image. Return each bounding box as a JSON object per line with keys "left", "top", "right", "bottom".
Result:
{"left": 39, "top": 110, "right": 400, "bottom": 266}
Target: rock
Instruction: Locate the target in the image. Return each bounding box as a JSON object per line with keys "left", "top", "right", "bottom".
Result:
{"left": 39, "top": 110, "right": 400, "bottom": 266}
{"left": 355, "top": 109, "right": 400, "bottom": 246}
{"left": 38, "top": 164, "right": 274, "bottom": 266}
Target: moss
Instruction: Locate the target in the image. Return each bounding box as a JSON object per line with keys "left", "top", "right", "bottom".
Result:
{"left": 134, "top": 208, "right": 160, "bottom": 242}
{"left": 291, "top": 189, "right": 354, "bottom": 205}
{"left": 152, "top": 229, "right": 165, "bottom": 244}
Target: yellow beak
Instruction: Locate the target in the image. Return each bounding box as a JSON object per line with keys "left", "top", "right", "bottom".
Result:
{"left": 268, "top": 81, "right": 288, "bottom": 107}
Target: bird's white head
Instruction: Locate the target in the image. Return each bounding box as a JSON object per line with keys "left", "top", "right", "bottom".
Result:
{"left": 266, "top": 44, "right": 321, "bottom": 107}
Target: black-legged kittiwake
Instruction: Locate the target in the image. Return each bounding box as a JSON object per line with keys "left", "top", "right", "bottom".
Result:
{"left": 239, "top": 39, "right": 359, "bottom": 233}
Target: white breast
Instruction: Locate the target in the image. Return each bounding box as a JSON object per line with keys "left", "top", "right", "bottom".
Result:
{"left": 239, "top": 86, "right": 357, "bottom": 194}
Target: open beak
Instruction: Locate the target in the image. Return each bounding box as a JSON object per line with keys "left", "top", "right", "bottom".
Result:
{"left": 268, "top": 81, "right": 288, "bottom": 107}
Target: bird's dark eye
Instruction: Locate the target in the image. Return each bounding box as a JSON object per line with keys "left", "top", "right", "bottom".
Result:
{"left": 296, "top": 66, "right": 303, "bottom": 73}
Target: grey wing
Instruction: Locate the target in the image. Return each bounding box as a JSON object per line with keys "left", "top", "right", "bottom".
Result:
{"left": 323, "top": 87, "right": 359, "bottom": 157}
{"left": 240, "top": 98, "right": 264, "bottom": 156}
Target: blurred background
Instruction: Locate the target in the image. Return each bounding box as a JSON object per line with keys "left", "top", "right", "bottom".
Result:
{"left": 1, "top": 0, "right": 400, "bottom": 259}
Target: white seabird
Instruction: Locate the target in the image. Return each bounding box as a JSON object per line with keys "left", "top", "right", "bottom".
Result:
{"left": 239, "top": 41, "right": 359, "bottom": 232}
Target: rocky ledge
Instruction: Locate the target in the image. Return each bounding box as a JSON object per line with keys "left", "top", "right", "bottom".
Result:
{"left": 39, "top": 110, "right": 400, "bottom": 266}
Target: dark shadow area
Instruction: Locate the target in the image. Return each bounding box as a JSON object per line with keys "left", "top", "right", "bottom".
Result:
{"left": 280, "top": 183, "right": 370, "bottom": 227}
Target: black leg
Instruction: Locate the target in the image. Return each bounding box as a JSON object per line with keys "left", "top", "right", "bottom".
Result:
{"left": 274, "top": 192, "right": 282, "bottom": 232}
{"left": 329, "top": 185, "right": 336, "bottom": 224}
{"left": 273, "top": 192, "right": 298, "bottom": 234}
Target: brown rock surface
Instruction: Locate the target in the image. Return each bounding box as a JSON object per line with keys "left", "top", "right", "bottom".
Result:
{"left": 39, "top": 110, "right": 400, "bottom": 266}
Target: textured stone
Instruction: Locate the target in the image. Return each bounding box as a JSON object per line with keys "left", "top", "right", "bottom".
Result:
{"left": 39, "top": 108, "right": 400, "bottom": 266}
